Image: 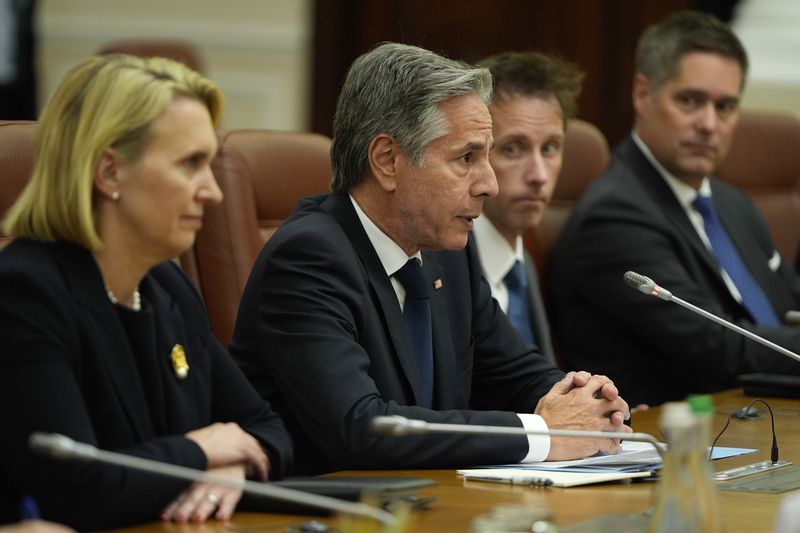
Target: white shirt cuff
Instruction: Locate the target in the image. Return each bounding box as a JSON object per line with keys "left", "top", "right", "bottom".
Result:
{"left": 517, "top": 413, "right": 550, "bottom": 463}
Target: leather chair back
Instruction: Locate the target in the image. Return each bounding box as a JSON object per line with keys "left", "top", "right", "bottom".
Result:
{"left": 0, "top": 121, "right": 332, "bottom": 347}
{"left": 188, "top": 129, "right": 332, "bottom": 345}
{"left": 716, "top": 111, "right": 800, "bottom": 264}
{"left": 523, "top": 119, "right": 610, "bottom": 272}
{"left": 0, "top": 121, "right": 37, "bottom": 250}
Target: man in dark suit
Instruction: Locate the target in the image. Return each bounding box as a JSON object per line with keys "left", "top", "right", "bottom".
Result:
{"left": 548, "top": 11, "right": 800, "bottom": 407}
{"left": 472, "top": 52, "right": 584, "bottom": 365}
{"left": 232, "top": 42, "right": 631, "bottom": 475}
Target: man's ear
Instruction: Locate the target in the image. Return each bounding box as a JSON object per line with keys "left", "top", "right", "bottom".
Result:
{"left": 632, "top": 73, "right": 652, "bottom": 116}
{"left": 367, "top": 134, "right": 401, "bottom": 192}
{"left": 93, "top": 148, "right": 122, "bottom": 200}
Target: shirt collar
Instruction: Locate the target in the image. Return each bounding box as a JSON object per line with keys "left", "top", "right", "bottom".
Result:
{"left": 349, "top": 194, "right": 421, "bottom": 276}
{"left": 473, "top": 215, "right": 525, "bottom": 286}
{"left": 631, "top": 132, "right": 712, "bottom": 208}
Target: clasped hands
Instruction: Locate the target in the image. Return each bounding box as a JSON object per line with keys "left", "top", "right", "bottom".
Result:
{"left": 536, "top": 371, "right": 647, "bottom": 461}
{"left": 161, "top": 422, "right": 270, "bottom": 523}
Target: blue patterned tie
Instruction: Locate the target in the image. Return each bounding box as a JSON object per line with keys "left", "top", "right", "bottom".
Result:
{"left": 394, "top": 259, "right": 434, "bottom": 407}
{"left": 504, "top": 260, "right": 536, "bottom": 345}
{"left": 693, "top": 195, "right": 779, "bottom": 326}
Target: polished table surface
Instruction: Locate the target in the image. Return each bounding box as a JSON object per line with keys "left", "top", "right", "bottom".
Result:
{"left": 106, "top": 389, "right": 800, "bottom": 532}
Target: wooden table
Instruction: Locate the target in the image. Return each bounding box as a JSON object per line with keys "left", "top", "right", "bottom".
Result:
{"left": 107, "top": 389, "right": 800, "bottom": 532}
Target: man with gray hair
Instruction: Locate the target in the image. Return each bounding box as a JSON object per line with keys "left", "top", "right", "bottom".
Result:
{"left": 549, "top": 11, "right": 800, "bottom": 406}
{"left": 232, "top": 42, "right": 630, "bottom": 475}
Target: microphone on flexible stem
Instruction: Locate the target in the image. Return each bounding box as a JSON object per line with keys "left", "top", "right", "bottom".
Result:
{"left": 622, "top": 271, "right": 797, "bottom": 475}
{"left": 371, "top": 416, "right": 664, "bottom": 459}
{"left": 622, "top": 271, "right": 800, "bottom": 364}
{"left": 29, "top": 432, "right": 395, "bottom": 527}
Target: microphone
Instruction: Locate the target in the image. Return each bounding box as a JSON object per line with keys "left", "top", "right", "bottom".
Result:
{"left": 623, "top": 271, "right": 672, "bottom": 300}
{"left": 371, "top": 416, "right": 664, "bottom": 458}
{"left": 29, "top": 432, "right": 395, "bottom": 527}
{"left": 623, "top": 271, "right": 800, "bottom": 363}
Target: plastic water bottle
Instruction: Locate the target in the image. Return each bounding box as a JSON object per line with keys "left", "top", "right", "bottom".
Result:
{"left": 649, "top": 401, "right": 722, "bottom": 533}
{"left": 687, "top": 394, "right": 723, "bottom": 531}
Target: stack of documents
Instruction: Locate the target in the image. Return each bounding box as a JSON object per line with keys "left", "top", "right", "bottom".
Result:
{"left": 458, "top": 468, "right": 652, "bottom": 487}
{"left": 457, "top": 441, "right": 756, "bottom": 488}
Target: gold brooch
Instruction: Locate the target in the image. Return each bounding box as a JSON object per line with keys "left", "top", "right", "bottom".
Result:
{"left": 170, "top": 344, "right": 189, "bottom": 380}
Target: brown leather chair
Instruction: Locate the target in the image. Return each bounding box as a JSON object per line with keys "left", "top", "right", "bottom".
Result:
{"left": 98, "top": 40, "right": 205, "bottom": 73}
{"left": 186, "top": 129, "right": 332, "bottom": 345}
{"left": 716, "top": 111, "right": 800, "bottom": 264}
{"left": 0, "top": 121, "right": 332, "bottom": 346}
{"left": 523, "top": 118, "right": 610, "bottom": 274}
{"left": 0, "top": 121, "right": 37, "bottom": 250}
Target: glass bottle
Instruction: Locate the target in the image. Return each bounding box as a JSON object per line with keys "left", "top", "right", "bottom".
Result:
{"left": 649, "top": 401, "right": 723, "bottom": 533}
{"left": 687, "top": 394, "right": 723, "bottom": 532}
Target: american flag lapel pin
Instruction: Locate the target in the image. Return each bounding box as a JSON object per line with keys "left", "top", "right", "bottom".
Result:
{"left": 433, "top": 278, "right": 443, "bottom": 290}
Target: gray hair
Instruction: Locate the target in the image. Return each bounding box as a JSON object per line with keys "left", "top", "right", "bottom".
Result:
{"left": 635, "top": 10, "right": 748, "bottom": 94}
{"left": 330, "top": 42, "right": 493, "bottom": 193}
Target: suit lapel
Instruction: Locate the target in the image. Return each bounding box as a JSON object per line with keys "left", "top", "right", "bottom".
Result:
{"left": 54, "top": 243, "right": 153, "bottom": 440}
{"left": 422, "top": 251, "right": 454, "bottom": 409}
{"left": 623, "top": 139, "right": 727, "bottom": 285}
{"left": 141, "top": 273, "right": 204, "bottom": 431}
{"left": 322, "top": 194, "right": 426, "bottom": 405}
{"left": 710, "top": 181, "right": 788, "bottom": 309}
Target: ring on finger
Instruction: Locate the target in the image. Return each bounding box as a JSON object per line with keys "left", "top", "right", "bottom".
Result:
{"left": 206, "top": 492, "right": 221, "bottom": 506}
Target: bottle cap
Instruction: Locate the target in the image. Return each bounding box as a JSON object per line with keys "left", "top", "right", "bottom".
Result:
{"left": 686, "top": 394, "right": 714, "bottom": 414}
{"left": 659, "top": 401, "right": 695, "bottom": 429}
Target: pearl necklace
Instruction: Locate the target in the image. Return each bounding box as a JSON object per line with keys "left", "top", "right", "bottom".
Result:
{"left": 107, "top": 288, "right": 142, "bottom": 311}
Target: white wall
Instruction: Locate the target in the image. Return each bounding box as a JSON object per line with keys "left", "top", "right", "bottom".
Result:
{"left": 733, "top": 0, "right": 800, "bottom": 117}
{"left": 37, "top": 0, "right": 313, "bottom": 130}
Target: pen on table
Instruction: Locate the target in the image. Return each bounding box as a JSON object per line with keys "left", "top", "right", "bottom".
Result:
{"left": 463, "top": 474, "right": 553, "bottom": 487}
{"left": 19, "top": 495, "right": 40, "bottom": 520}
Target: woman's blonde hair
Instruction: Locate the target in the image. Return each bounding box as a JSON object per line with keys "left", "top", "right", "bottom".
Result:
{"left": 3, "top": 53, "right": 224, "bottom": 251}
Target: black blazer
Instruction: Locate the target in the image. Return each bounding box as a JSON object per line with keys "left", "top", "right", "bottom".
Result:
{"left": 548, "top": 137, "right": 800, "bottom": 406}
{"left": 231, "top": 193, "right": 563, "bottom": 475}
{"left": 0, "top": 239, "right": 292, "bottom": 530}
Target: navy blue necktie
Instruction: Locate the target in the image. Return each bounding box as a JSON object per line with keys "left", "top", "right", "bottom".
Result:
{"left": 693, "top": 195, "right": 779, "bottom": 326}
{"left": 504, "top": 260, "right": 536, "bottom": 345}
{"left": 394, "top": 259, "right": 434, "bottom": 407}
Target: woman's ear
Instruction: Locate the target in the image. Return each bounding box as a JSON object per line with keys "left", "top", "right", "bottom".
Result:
{"left": 94, "top": 148, "right": 122, "bottom": 201}
{"left": 367, "top": 134, "right": 400, "bottom": 192}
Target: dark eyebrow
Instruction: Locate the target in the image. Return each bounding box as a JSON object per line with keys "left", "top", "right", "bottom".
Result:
{"left": 464, "top": 142, "right": 486, "bottom": 152}
{"left": 678, "top": 88, "right": 740, "bottom": 105}
{"left": 718, "top": 96, "right": 740, "bottom": 105}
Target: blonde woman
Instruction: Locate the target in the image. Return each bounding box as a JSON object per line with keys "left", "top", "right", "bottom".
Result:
{"left": 0, "top": 55, "right": 291, "bottom": 530}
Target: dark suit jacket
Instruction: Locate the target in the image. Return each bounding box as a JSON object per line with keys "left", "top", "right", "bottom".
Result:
{"left": 548, "top": 137, "right": 800, "bottom": 406}
{"left": 231, "top": 193, "right": 563, "bottom": 475}
{"left": 0, "top": 239, "right": 292, "bottom": 530}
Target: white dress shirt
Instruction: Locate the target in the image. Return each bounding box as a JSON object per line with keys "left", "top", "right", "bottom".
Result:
{"left": 472, "top": 215, "right": 527, "bottom": 312}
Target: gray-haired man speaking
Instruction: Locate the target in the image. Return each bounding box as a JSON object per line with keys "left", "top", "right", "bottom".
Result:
{"left": 232, "top": 42, "right": 630, "bottom": 475}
